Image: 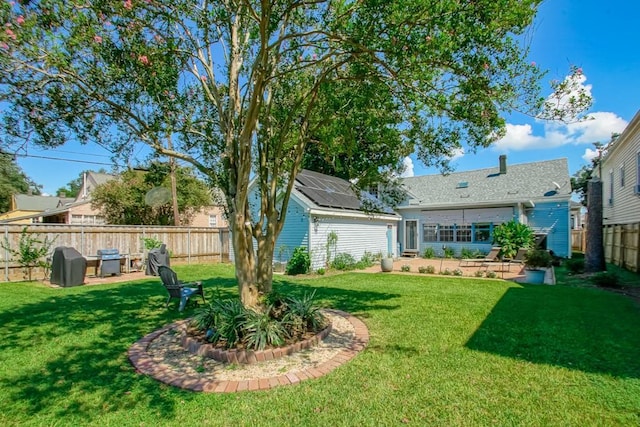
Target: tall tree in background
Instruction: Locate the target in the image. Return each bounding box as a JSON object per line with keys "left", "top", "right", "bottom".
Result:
{"left": 0, "top": 153, "right": 40, "bottom": 212}
{"left": 90, "top": 163, "right": 211, "bottom": 225}
{"left": 0, "top": 1, "right": 591, "bottom": 307}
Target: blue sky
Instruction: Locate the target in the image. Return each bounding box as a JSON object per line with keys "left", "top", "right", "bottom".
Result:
{"left": 16, "top": 0, "right": 640, "bottom": 195}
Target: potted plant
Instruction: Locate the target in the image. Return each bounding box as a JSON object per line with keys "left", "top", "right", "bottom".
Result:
{"left": 523, "top": 248, "right": 552, "bottom": 284}
{"left": 381, "top": 253, "right": 394, "bottom": 272}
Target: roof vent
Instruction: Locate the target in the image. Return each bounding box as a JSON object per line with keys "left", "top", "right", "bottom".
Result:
{"left": 499, "top": 155, "right": 507, "bottom": 174}
{"left": 456, "top": 181, "right": 468, "bottom": 189}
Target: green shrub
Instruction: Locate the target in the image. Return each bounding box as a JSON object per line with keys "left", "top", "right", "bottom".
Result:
{"left": 564, "top": 258, "right": 585, "bottom": 274}
{"left": 441, "top": 268, "right": 452, "bottom": 275}
{"left": 284, "top": 291, "right": 326, "bottom": 338}
{"left": 316, "top": 268, "right": 325, "bottom": 275}
{"left": 418, "top": 265, "right": 435, "bottom": 274}
{"left": 492, "top": 220, "right": 534, "bottom": 259}
{"left": 461, "top": 248, "right": 485, "bottom": 259}
{"left": 474, "top": 270, "right": 485, "bottom": 277}
{"left": 400, "top": 264, "right": 411, "bottom": 272}
{"left": 331, "top": 252, "right": 357, "bottom": 270}
{"left": 453, "top": 268, "right": 463, "bottom": 276}
{"left": 286, "top": 247, "right": 311, "bottom": 275}
{"left": 444, "top": 247, "right": 456, "bottom": 258}
{"left": 1, "top": 226, "right": 56, "bottom": 281}
{"left": 359, "top": 251, "right": 376, "bottom": 268}
{"left": 423, "top": 247, "right": 436, "bottom": 259}
{"left": 591, "top": 271, "right": 621, "bottom": 288}
{"left": 485, "top": 270, "right": 497, "bottom": 278}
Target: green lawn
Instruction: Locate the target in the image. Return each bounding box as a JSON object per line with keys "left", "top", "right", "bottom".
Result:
{"left": 1, "top": 264, "right": 639, "bottom": 426}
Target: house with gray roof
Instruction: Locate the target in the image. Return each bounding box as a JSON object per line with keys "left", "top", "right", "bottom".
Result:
{"left": 396, "top": 156, "right": 572, "bottom": 258}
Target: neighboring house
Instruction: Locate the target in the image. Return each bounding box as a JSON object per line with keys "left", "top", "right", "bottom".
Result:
{"left": 0, "top": 194, "right": 75, "bottom": 224}
{"left": 395, "top": 156, "right": 573, "bottom": 258}
{"left": 597, "top": 109, "right": 640, "bottom": 226}
{"left": 0, "top": 170, "right": 228, "bottom": 227}
{"left": 570, "top": 201, "right": 585, "bottom": 230}
{"left": 234, "top": 169, "right": 401, "bottom": 271}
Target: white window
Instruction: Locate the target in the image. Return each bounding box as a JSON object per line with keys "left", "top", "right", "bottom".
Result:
{"left": 208, "top": 215, "right": 218, "bottom": 227}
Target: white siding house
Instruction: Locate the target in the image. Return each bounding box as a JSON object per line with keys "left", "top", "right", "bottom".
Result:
{"left": 599, "top": 109, "right": 640, "bottom": 225}
{"left": 232, "top": 169, "right": 400, "bottom": 271}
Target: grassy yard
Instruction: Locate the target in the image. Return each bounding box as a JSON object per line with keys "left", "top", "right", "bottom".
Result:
{"left": 1, "top": 264, "right": 639, "bottom": 426}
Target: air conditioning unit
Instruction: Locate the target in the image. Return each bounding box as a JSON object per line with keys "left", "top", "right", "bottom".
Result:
{"left": 608, "top": 198, "right": 613, "bottom": 205}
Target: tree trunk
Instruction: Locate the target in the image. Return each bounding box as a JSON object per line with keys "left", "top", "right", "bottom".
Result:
{"left": 230, "top": 214, "right": 260, "bottom": 308}
{"left": 585, "top": 179, "right": 606, "bottom": 272}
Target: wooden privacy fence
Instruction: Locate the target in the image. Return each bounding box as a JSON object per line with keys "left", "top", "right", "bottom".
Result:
{"left": 571, "top": 229, "right": 586, "bottom": 252}
{"left": 603, "top": 223, "right": 640, "bottom": 273}
{"left": 1, "top": 224, "right": 230, "bottom": 282}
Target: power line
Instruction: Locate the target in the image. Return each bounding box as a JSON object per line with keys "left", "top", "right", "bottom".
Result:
{"left": 37, "top": 149, "right": 113, "bottom": 158}
{"left": 2, "top": 151, "right": 115, "bottom": 166}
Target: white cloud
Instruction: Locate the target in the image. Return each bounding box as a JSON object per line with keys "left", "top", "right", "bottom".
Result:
{"left": 447, "top": 148, "right": 465, "bottom": 161}
{"left": 582, "top": 148, "right": 599, "bottom": 162}
{"left": 399, "top": 156, "right": 414, "bottom": 177}
{"left": 494, "top": 71, "right": 629, "bottom": 152}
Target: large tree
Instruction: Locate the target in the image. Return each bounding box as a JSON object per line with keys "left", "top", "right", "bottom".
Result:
{"left": 90, "top": 163, "right": 211, "bottom": 225}
{"left": 0, "top": 153, "right": 40, "bottom": 212}
{"left": 0, "top": 1, "right": 590, "bottom": 307}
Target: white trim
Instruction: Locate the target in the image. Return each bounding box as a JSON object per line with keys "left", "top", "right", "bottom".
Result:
{"left": 308, "top": 208, "right": 400, "bottom": 222}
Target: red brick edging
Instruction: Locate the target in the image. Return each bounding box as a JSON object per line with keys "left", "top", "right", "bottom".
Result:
{"left": 128, "top": 309, "right": 369, "bottom": 392}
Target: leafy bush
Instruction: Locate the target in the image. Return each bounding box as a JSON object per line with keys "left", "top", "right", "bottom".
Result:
{"left": 286, "top": 247, "right": 311, "bottom": 275}
{"left": 441, "top": 268, "right": 452, "bottom": 275}
{"left": 141, "top": 236, "right": 163, "bottom": 250}
{"left": 453, "top": 268, "right": 463, "bottom": 276}
{"left": 590, "top": 271, "right": 621, "bottom": 288}
{"left": 284, "top": 290, "right": 326, "bottom": 338}
{"left": 331, "top": 252, "right": 357, "bottom": 270}
{"left": 474, "top": 270, "right": 485, "bottom": 277}
{"left": 524, "top": 249, "right": 552, "bottom": 269}
{"left": 359, "top": 251, "right": 376, "bottom": 268}
{"left": 492, "top": 220, "right": 534, "bottom": 259}
{"left": 460, "top": 248, "right": 484, "bottom": 259}
{"left": 400, "top": 264, "right": 411, "bottom": 272}
{"left": 423, "top": 247, "right": 436, "bottom": 259}
{"left": 485, "top": 270, "right": 497, "bottom": 278}
{"left": 564, "top": 258, "right": 585, "bottom": 274}
{"left": 1, "top": 226, "right": 56, "bottom": 281}
{"left": 191, "top": 299, "right": 246, "bottom": 348}
{"left": 444, "top": 247, "right": 456, "bottom": 258}
{"left": 316, "top": 268, "right": 326, "bottom": 275}
{"left": 418, "top": 265, "right": 435, "bottom": 274}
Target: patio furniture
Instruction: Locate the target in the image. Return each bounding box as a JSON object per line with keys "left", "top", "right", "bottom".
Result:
{"left": 158, "top": 266, "right": 205, "bottom": 311}
{"left": 506, "top": 248, "right": 528, "bottom": 265}
{"left": 459, "top": 247, "right": 501, "bottom": 267}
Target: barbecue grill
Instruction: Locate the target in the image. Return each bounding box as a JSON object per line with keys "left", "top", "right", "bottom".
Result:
{"left": 97, "top": 248, "right": 122, "bottom": 277}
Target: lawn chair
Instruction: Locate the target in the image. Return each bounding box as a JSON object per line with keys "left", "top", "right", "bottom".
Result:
{"left": 506, "top": 248, "right": 528, "bottom": 265}
{"left": 158, "top": 266, "right": 206, "bottom": 311}
{"left": 459, "top": 247, "right": 501, "bottom": 267}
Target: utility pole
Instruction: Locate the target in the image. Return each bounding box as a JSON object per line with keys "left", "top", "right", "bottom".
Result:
{"left": 167, "top": 134, "right": 180, "bottom": 226}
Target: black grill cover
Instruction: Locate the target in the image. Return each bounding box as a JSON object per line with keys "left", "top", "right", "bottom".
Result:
{"left": 50, "top": 247, "right": 87, "bottom": 287}
{"left": 145, "top": 244, "right": 170, "bottom": 276}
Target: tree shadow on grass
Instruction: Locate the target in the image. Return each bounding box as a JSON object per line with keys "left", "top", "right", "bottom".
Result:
{"left": 465, "top": 285, "right": 640, "bottom": 379}
{"left": 272, "top": 276, "right": 402, "bottom": 316}
{"left": 0, "top": 276, "right": 237, "bottom": 421}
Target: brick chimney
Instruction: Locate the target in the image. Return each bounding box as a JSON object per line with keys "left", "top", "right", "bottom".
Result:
{"left": 499, "top": 155, "right": 507, "bottom": 174}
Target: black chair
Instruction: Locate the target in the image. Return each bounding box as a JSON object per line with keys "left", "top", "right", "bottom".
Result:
{"left": 158, "top": 266, "right": 205, "bottom": 311}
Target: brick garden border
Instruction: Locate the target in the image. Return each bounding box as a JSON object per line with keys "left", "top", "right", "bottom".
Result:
{"left": 128, "top": 309, "right": 369, "bottom": 392}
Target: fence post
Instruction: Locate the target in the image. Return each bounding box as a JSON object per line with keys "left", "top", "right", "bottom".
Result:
{"left": 187, "top": 227, "right": 191, "bottom": 265}
{"left": 4, "top": 225, "right": 8, "bottom": 282}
